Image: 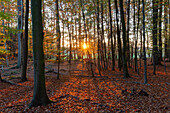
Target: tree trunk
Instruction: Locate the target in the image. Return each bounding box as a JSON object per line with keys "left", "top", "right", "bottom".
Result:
{"left": 101, "top": 0, "right": 106, "bottom": 68}
{"left": 80, "top": 0, "right": 87, "bottom": 44}
{"left": 56, "top": 0, "right": 61, "bottom": 79}
{"left": 142, "top": 0, "right": 147, "bottom": 84}
{"left": 96, "top": 0, "right": 101, "bottom": 74}
{"left": 21, "top": 0, "right": 29, "bottom": 81}
{"left": 126, "top": 0, "right": 130, "bottom": 68}
{"left": 29, "top": 0, "right": 51, "bottom": 108}
{"left": 17, "top": 0, "right": 23, "bottom": 67}
{"left": 114, "top": 0, "right": 122, "bottom": 71}
{"left": 153, "top": 0, "right": 159, "bottom": 75}
{"left": 119, "top": 0, "right": 130, "bottom": 78}
{"left": 135, "top": 0, "right": 140, "bottom": 74}
{"left": 108, "top": 0, "right": 115, "bottom": 71}
{"left": 62, "top": 20, "right": 65, "bottom": 55}
{"left": 78, "top": 11, "right": 82, "bottom": 59}
{"left": 68, "top": 20, "right": 72, "bottom": 63}
{"left": 158, "top": 0, "right": 162, "bottom": 61}
{"left": 164, "top": 0, "right": 168, "bottom": 60}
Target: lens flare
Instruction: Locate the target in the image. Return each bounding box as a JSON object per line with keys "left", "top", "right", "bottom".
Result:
{"left": 83, "top": 43, "right": 87, "bottom": 49}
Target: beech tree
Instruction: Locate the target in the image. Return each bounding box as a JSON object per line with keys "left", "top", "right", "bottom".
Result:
{"left": 17, "top": 0, "right": 23, "bottom": 68}
{"left": 114, "top": 0, "right": 122, "bottom": 71}
{"left": 152, "top": 0, "right": 159, "bottom": 75}
{"left": 56, "top": 0, "right": 61, "bottom": 79}
{"left": 142, "top": 0, "right": 147, "bottom": 84}
{"left": 108, "top": 0, "right": 115, "bottom": 71}
{"left": 119, "top": 0, "right": 130, "bottom": 78}
{"left": 21, "top": 0, "right": 29, "bottom": 81}
{"left": 29, "top": 0, "right": 51, "bottom": 108}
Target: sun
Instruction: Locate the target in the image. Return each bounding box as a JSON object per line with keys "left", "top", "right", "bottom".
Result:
{"left": 83, "top": 43, "right": 87, "bottom": 49}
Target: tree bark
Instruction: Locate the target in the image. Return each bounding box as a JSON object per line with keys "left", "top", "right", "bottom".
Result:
{"left": 153, "top": 0, "right": 159, "bottom": 75}
{"left": 56, "top": 0, "right": 61, "bottom": 79}
{"left": 96, "top": 0, "right": 101, "bottom": 74}
{"left": 135, "top": 0, "right": 140, "bottom": 74}
{"left": 119, "top": 0, "right": 130, "bottom": 78}
{"left": 164, "top": 0, "right": 168, "bottom": 60}
{"left": 126, "top": 0, "right": 130, "bottom": 68}
{"left": 17, "top": 0, "right": 23, "bottom": 67}
{"left": 21, "top": 0, "right": 29, "bottom": 82}
{"left": 158, "top": 0, "right": 162, "bottom": 61}
{"left": 108, "top": 0, "right": 115, "bottom": 70}
{"left": 29, "top": 0, "right": 51, "bottom": 108}
{"left": 142, "top": 0, "right": 147, "bottom": 84}
{"left": 114, "top": 0, "right": 122, "bottom": 71}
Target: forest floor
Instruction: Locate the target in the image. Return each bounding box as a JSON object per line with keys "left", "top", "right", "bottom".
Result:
{"left": 0, "top": 59, "right": 169, "bottom": 112}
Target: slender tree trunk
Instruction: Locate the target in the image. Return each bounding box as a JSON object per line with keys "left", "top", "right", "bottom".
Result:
{"left": 133, "top": 0, "right": 139, "bottom": 74}
{"left": 29, "top": 0, "right": 51, "bottom": 108}
{"left": 93, "top": 21, "right": 96, "bottom": 64}
{"left": 140, "top": 28, "right": 142, "bottom": 69}
{"left": 164, "top": 0, "right": 168, "bottom": 60}
{"left": 135, "top": 0, "right": 140, "bottom": 74}
{"left": 101, "top": 0, "right": 106, "bottom": 68}
{"left": 80, "top": 0, "right": 87, "bottom": 44}
{"left": 62, "top": 20, "right": 65, "bottom": 55}
{"left": 114, "top": 0, "right": 122, "bottom": 71}
{"left": 17, "top": 0, "right": 23, "bottom": 67}
{"left": 153, "top": 0, "right": 159, "bottom": 75}
{"left": 96, "top": 0, "right": 101, "bottom": 75}
{"left": 119, "top": 0, "right": 130, "bottom": 78}
{"left": 56, "top": 0, "right": 61, "bottom": 79}
{"left": 126, "top": 0, "right": 130, "bottom": 68}
{"left": 158, "top": 0, "right": 162, "bottom": 60}
{"left": 169, "top": 0, "right": 170, "bottom": 61}
{"left": 71, "top": 18, "right": 75, "bottom": 60}
{"left": 108, "top": 0, "right": 115, "bottom": 70}
{"left": 75, "top": 19, "right": 78, "bottom": 60}
{"left": 68, "top": 20, "right": 72, "bottom": 63}
{"left": 78, "top": 11, "right": 82, "bottom": 59}
{"left": 142, "top": 0, "right": 147, "bottom": 84}
{"left": 21, "top": 0, "right": 29, "bottom": 81}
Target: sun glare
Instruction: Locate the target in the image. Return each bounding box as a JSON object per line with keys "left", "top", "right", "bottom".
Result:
{"left": 83, "top": 43, "right": 87, "bottom": 49}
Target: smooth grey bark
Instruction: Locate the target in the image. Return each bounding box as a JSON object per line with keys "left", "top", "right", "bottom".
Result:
{"left": 17, "top": 0, "right": 22, "bottom": 67}
{"left": 29, "top": 0, "right": 51, "bottom": 108}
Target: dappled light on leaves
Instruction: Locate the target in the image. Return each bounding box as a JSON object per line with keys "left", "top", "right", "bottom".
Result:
{"left": 0, "top": 60, "right": 169, "bottom": 112}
